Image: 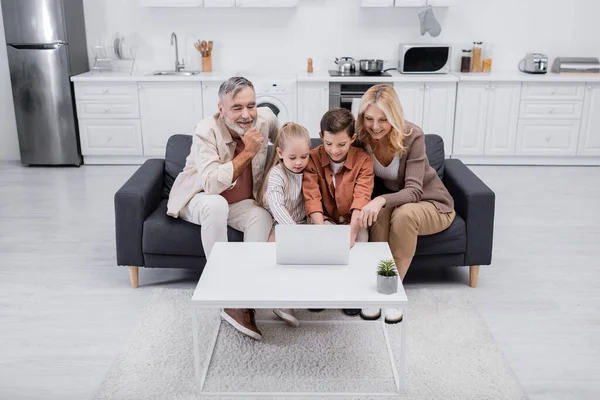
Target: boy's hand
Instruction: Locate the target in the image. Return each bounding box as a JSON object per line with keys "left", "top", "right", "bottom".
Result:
{"left": 350, "top": 209, "right": 362, "bottom": 248}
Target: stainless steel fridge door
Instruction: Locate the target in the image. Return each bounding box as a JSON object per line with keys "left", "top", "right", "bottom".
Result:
{"left": 1, "top": 0, "right": 67, "bottom": 44}
{"left": 7, "top": 43, "right": 81, "bottom": 165}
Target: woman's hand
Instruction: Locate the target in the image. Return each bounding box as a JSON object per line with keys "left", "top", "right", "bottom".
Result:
{"left": 361, "top": 197, "right": 386, "bottom": 228}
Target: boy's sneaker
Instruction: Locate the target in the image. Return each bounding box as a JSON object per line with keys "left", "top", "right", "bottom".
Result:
{"left": 360, "top": 308, "right": 382, "bottom": 320}
{"left": 384, "top": 308, "right": 404, "bottom": 324}
{"left": 343, "top": 309, "right": 361, "bottom": 316}
{"left": 308, "top": 309, "right": 324, "bottom": 312}
{"left": 273, "top": 309, "right": 300, "bottom": 327}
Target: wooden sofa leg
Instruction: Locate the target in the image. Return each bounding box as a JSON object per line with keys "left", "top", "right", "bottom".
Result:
{"left": 469, "top": 265, "right": 480, "bottom": 288}
{"left": 128, "top": 266, "right": 139, "bottom": 289}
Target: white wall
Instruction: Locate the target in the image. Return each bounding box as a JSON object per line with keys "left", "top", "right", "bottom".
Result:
{"left": 0, "top": 5, "right": 19, "bottom": 161}
{"left": 1, "top": 0, "right": 600, "bottom": 160}
{"left": 82, "top": 0, "right": 600, "bottom": 74}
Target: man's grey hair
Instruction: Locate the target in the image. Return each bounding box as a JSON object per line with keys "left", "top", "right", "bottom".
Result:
{"left": 218, "top": 77, "right": 254, "bottom": 104}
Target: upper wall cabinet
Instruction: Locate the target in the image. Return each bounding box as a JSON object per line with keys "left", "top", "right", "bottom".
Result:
{"left": 142, "top": 0, "right": 297, "bottom": 6}
{"left": 140, "top": 0, "right": 203, "bottom": 6}
{"left": 360, "top": 0, "right": 455, "bottom": 7}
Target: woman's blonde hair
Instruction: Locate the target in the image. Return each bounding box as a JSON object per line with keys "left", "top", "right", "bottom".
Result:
{"left": 355, "top": 84, "right": 412, "bottom": 155}
{"left": 255, "top": 122, "right": 311, "bottom": 207}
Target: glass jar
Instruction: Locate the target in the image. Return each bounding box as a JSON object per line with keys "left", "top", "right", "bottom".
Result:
{"left": 482, "top": 44, "right": 493, "bottom": 73}
{"left": 471, "top": 42, "right": 483, "bottom": 73}
{"left": 461, "top": 49, "right": 472, "bottom": 73}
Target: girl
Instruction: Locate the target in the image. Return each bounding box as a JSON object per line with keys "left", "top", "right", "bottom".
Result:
{"left": 256, "top": 122, "right": 312, "bottom": 327}
{"left": 356, "top": 84, "right": 456, "bottom": 324}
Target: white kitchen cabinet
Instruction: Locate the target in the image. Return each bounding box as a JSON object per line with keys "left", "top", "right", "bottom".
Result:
{"left": 395, "top": 82, "right": 456, "bottom": 156}
{"left": 138, "top": 82, "right": 203, "bottom": 156}
{"left": 578, "top": 84, "right": 600, "bottom": 156}
{"left": 140, "top": 0, "right": 202, "bottom": 6}
{"left": 203, "top": 0, "right": 235, "bottom": 6}
{"left": 202, "top": 82, "right": 221, "bottom": 119}
{"left": 394, "top": 83, "right": 424, "bottom": 127}
{"left": 297, "top": 82, "right": 329, "bottom": 138}
{"left": 453, "top": 83, "right": 489, "bottom": 155}
{"left": 360, "top": 0, "right": 395, "bottom": 6}
{"left": 79, "top": 120, "right": 143, "bottom": 156}
{"left": 235, "top": 0, "right": 297, "bottom": 6}
{"left": 204, "top": 0, "right": 296, "bottom": 6}
{"left": 484, "top": 83, "right": 521, "bottom": 155}
{"left": 422, "top": 82, "right": 456, "bottom": 156}
{"left": 516, "top": 120, "right": 580, "bottom": 156}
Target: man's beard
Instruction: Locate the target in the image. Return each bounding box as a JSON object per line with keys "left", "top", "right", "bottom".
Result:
{"left": 223, "top": 114, "right": 256, "bottom": 136}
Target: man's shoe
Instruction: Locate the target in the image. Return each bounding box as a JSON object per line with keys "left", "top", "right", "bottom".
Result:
{"left": 360, "top": 308, "right": 382, "bottom": 320}
{"left": 273, "top": 308, "right": 300, "bottom": 327}
{"left": 343, "top": 309, "right": 361, "bottom": 316}
{"left": 220, "top": 308, "right": 262, "bottom": 340}
{"left": 384, "top": 308, "right": 403, "bottom": 324}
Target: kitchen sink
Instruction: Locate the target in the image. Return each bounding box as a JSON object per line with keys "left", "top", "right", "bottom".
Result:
{"left": 148, "top": 70, "right": 201, "bottom": 76}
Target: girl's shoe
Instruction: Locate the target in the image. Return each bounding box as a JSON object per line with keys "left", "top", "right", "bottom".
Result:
{"left": 273, "top": 308, "right": 300, "bottom": 327}
{"left": 360, "top": 308, "right": 382, "bottom": 320}
{"left": 384, "top": 308, "right": 403, "bottom": 324}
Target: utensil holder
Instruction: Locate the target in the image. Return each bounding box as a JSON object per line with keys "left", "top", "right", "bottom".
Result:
{"left": 202, "top": 56, "right": 212, "bottom": 73}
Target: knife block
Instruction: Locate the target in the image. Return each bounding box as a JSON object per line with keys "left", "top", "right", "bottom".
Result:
{"left": 202, "top": 56, "right": 212, "bottom": 73}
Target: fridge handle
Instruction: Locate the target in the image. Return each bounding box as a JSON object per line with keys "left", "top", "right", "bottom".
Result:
{"left": 9, "top": 42, "right": 66, "bottom": 50}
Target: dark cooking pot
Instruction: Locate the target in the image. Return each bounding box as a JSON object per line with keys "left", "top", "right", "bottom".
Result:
{"left": 359, "top": 59, "right": 396, "bottom": 74}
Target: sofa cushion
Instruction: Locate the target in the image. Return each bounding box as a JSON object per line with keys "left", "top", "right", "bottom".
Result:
{"left": 424, "top": 134, "right": 445, "bottom": 179}
{"left": 163, "top": 134, "right": 193, "bottom": 197}
{"left": 415, "top": 212, "right": 466, "bottom": 256}
{"left": 143, "top": 199, "right": 243, "bottom": 257}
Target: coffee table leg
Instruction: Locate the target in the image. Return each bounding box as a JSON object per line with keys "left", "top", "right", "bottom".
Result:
{"left": 382, "top": 317, "right": 405, "bottom": 396}
{"left": 192, "top": 308, "right": 222, "bottom": 394}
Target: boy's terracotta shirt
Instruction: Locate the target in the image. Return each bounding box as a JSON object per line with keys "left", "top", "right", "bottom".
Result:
{"left": 302, "top": 145, "right": 374, "bottom": 223}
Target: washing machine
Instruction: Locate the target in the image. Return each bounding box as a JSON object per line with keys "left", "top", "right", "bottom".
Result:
{"left": 252, "top": 78, "right": 296, "bottom": 127}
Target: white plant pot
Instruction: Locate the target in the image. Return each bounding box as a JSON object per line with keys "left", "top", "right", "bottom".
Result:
{"left": 377, "top": 274, "right": 398, "bottom": 295}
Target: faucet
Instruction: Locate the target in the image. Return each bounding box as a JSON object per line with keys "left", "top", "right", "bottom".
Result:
{"left": 170, "top": 32, "right": 185, "bottom": 72}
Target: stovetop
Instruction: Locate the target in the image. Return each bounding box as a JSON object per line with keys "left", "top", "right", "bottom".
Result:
{"left": 328, "top": 70, "right": 392, "bottom": 77}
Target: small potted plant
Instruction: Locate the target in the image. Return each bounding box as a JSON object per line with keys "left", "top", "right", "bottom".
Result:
{"left": 377, "top": 259, "right": 398, "bottom": 295}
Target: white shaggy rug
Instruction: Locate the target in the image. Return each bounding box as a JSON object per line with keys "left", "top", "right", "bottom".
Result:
{"left": 92, "top": 288, "right": 528, "bottom": 400}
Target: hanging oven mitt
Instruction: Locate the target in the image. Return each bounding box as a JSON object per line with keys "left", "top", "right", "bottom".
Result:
{"left": 418, "top": 6, "right": 442, "bottom": 37}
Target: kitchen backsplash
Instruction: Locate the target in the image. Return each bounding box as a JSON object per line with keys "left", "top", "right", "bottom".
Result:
{"left": 83, "top": 0, "right": 600, "bottom": 74}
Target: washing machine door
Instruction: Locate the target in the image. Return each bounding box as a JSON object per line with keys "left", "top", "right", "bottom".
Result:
{"left": 256, "top": 95, "right": 289, "bottom": 125}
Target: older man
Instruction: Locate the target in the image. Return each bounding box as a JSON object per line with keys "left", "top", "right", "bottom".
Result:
{"left": 167, "top": 77, "right": 277, "bottom": 340}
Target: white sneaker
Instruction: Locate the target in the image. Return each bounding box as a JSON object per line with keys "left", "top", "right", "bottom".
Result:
{"left": 273, "top": 309, "right": 300, "bottom": 327}
{"left": 384, "top": 308, "right": 403, "bottom": 324}
{"left": 360, "top": 308, "right": 382, "bottom": 320}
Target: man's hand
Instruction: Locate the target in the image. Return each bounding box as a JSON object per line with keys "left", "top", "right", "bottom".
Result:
{"left": 361, "top": 197, "right": 386, "bottom": 228}
{"left": 241, "top": 127, "right": 263, "bottom": 156}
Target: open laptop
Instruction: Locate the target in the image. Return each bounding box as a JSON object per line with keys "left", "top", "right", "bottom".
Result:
{"left": 275, "top": 224, "right": 351, "bottom": 265}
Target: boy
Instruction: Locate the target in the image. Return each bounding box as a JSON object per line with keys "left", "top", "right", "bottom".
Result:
{"left": 303, "top": 108, "right": 374, "bottom": 249}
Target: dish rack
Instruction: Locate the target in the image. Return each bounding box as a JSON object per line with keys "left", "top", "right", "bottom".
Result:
{"left": 90, "top": 39, "right": 138, "bottom": 75}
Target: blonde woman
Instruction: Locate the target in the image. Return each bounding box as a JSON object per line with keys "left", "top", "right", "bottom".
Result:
{"left": 356, "top": 84, "right": 456, "bottom": 324}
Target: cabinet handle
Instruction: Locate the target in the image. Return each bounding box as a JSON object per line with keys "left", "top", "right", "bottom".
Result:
{"left": 545, "top": 136, "right": 551, "bottom": 142}
{"left": 139, "top": 85, "right": 144, "bottom": 91}
{"left": 491, "top": 85, "right": 495, "bottom": 91}
{"left": 103, "top": 89, "right": 109, "bottom": 94}
{"left": 588, "top": 86, "right": 593, "bottom": 91}
{"left": 425, "top": 85, "right": 430, "bottom": 90}
{"left": 549, "top": 108, "right": 555, "bottom": 114}
{"left": 104, "top": 108, "right": 111, "bottom": 113}
{"left": 551, "top": 89, "right": 556, "bottom": 95}
{"left": 108, "top": 136, "right": 113, "bottom": 142}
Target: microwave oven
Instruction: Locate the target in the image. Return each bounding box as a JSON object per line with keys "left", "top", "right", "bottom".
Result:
{"left": 398, "top": 44, "right": 451, "bottom": 74}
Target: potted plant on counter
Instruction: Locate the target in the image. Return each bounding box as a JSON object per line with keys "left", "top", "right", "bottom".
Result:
{"left": 377, "top": 259, "right": 398, "bottom": 295}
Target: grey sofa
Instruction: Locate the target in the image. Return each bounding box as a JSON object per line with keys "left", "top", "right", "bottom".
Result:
{"left": 115, "top": 134, "right": 495, "bottom": 288}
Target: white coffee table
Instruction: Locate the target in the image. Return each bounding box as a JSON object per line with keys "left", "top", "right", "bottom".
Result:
{"left": 191, "top": 242, "right": 409, "bottom": 398}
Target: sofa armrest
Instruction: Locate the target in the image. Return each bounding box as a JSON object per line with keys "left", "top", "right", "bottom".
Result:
{"left": 443, "top": 159, "right": 495, "bottom": 266}
{"left": 114, "top": 159, "right": 165, "bottom": 267}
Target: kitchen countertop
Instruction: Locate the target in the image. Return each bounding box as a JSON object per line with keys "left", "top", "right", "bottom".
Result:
{"left": 297, "top": 70, "right": 459, "bottom": 83}
{"left": 453, "top": 71, "right": 600, "bottom": 83}
{"left": 70, "top": 70, "right": 236, "bottom": 82}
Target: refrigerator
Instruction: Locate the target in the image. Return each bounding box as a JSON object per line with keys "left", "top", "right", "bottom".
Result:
{"left": 1, "top": 0, "right": 89, "bottom": 166}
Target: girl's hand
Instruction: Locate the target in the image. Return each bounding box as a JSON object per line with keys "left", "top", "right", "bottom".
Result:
{"left": 361, "top": 197, "right": 386, "bottom": 228}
